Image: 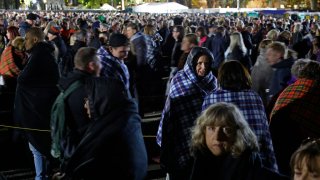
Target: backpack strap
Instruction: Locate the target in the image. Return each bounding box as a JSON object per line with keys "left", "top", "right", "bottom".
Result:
{"left": 51, "top": 80, "right": 83, "bottom": 159}
{"left": 62, "top": 80, "right": 82, "bottom": 97}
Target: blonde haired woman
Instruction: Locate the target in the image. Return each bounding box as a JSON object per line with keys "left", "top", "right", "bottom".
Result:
{"left": 266, "top": 29, "right": 280, "bottom": 41}
{"left": 190, "top": 102, "right": 288, "bottom": 180}
{"left": 291, "top": 23, "right": 303, "bottom": 46}
{"left": 225, "top": 32, "right": 251, "bottom": 70}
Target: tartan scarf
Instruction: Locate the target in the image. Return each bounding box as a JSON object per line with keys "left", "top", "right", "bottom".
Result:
{"left": 271, "top": 78, "right": 320, "bottom": 135}
{"left": 0, "top": 45, "right": 20, "bottom": 77}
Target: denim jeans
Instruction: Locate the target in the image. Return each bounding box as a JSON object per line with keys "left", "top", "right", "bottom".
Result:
{"left": 28, "top": 143, "right": 48, "bottom": 180}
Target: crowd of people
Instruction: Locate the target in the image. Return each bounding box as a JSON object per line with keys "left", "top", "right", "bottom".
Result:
{"left": 0, "top": 9, "right": 320, "bottom": 180}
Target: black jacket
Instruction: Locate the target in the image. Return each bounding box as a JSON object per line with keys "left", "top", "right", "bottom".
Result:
{"left": 269, "top": 58, "right": 294, "bottom": 98}
{"left": 210, "top": 33, "right": 227, "bottom": 70}
{"left": 14, "top": 41, "right": 59, "bottom": 156}
{"left": 63, "top": 77, "right": 148, "bottom": 180}
{"left": 190, "top": 148, "right": 289, "bottom": 180}
{"left": 58, "top": 69, "right": 95, "bottom": 160}
{"left": 171, "top": 40, "right": 183, "bottom": 67}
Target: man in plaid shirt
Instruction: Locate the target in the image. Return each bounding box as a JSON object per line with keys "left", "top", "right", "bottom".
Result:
{"left": 97, "top": 33, "right": 130, "bottom": 93}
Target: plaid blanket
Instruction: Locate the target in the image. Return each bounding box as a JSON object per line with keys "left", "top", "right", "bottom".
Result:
{"left": 97, "top": 46, "right": 130, "bottom": 90}
{"left": 271, "top": 78, "right": 320, "bottom": 135}
{"left": 0, "top": 46, "right": 20, "bottom": 77}
{"left": 202, "top": 89, "right": 278, "bottom": 172}
{"left": 157, "top": 48, "right": 217, "bottom": 170}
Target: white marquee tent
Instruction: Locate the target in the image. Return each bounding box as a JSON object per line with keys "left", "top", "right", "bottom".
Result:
{"left": 100, "top": 3, "right": 116, "bottom": 11}
{"left": 133, "top": 2, "right": 188, "bottom": 13}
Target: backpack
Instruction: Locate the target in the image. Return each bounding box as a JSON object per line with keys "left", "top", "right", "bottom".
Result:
{"left": 51, "top": 80, "right": 82, "bottom": 159}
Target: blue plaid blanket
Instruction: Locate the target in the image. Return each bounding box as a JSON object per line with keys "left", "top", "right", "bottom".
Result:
{"left": 202, "top": 89, "right": 278, "bottom": 172}
{"left": 157, "top": 48, "right": 217, "bottom": 169}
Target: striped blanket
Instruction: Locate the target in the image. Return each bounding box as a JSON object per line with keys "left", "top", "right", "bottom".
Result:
{"left": 0, "top": 46, "right": 20, "bottom": 78}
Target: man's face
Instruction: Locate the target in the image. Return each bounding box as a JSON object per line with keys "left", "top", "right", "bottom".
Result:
{"left": 91, "top": 56, "right": 102, "bottom": 77}
{"left": 110, "top": 46, "right": 130, "bottom": 60}
{"left": 26, "top": 19, "right": 35, "bottom": 26}
{"left": 126, "top": 27, "right": 136, "bottom": 39}
{"left": 114, "top": 24, "right": 120, "bottom": 31}
{"left": 181, "top": 37, "right": 195, "bottom": 52}
{"left": 208, "top": 27, "right": 215, "bottom": 34}
{"left": 266, "top": 48, "right": 282, "bottom": 65}
{"left": 24, "top": 32, "right": 37, "bottom": 51}
{"left": 172, "top": 27, "right": 180, "bottom": 40}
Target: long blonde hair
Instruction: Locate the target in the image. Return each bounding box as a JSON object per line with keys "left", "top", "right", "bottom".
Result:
{"left": 266, "top": 29, "right": 280, "bottom": 41}
{"left": 191, "top": 102, "right": 259, "bottom": 157}
{"left": 227, "top": 32, "right": 247, "bottom": 55}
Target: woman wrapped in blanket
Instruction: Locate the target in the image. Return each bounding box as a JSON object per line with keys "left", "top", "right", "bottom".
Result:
{"left": 0, "top": 26, "right": 27, "bottom": 90}
{"left": 157, "top": 47, "right": 217, "bottom": 180}
{"left": 270, "top": 61, "right": 320, "bottom": 176}
{"left": 202, "top": 60, "right": 278, "bottom": 172}
{"left": 190, "top": 102, "right": 288, "bottom": 180}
